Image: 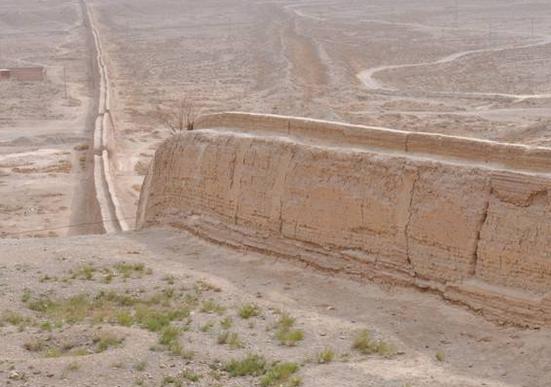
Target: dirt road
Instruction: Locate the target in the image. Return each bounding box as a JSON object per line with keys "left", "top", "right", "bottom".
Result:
{"left": 358, "top": 32, "right": 551, "bottom": 101}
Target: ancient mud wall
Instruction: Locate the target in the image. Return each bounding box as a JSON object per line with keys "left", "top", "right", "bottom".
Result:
{"left": 138, "top": 113, "right": 551, "bottom": 326}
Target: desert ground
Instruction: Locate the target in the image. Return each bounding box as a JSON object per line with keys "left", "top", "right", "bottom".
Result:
{"left": 2, "top": 229, "right": 551, "bottom": 387}
{"left": 0, "top": 0, "right": 102, "bottom": 238}
{"left": 1, "top": 0, "right": 551, "bottom": 386}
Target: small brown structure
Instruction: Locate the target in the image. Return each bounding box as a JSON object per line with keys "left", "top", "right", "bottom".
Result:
{"left": 0, "top": 67, "right": 45, "bottom": 81}
{"left": 0, "top": 69, "right": 10, "bottom": 80}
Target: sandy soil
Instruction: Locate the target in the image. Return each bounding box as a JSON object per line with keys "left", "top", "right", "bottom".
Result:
{"left": 0, "top": 0, "right": 102, "bottom": 238}
{"left": 1, "top": 227, "right": 550, "bottom": 387}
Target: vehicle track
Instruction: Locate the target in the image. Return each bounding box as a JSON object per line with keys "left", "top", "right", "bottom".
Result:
{"left": 357, "top": 31, "right": 551, "bottom": 101}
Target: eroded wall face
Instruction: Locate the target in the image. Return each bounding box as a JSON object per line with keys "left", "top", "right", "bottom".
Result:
{"left": 138, "top": 130, "right": 551, "bottom": 326}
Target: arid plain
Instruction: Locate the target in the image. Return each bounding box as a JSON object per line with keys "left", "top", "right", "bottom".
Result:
{"left": 1, "top": 0, "right": 551, "bottom": 386}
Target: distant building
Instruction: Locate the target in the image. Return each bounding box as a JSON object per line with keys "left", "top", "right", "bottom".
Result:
{"left": 0, "top": 69, "right": 10, "bottom": 80}
{"left": 0, "top": 67, "right": 45, "bottom": 81}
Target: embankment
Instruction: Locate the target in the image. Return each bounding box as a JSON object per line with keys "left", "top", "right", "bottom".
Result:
{"left": 137, "top": 112, "right": 551, "bottom": 326}
{"left": 82, "top": 0, "right": 128, "bottom": 233}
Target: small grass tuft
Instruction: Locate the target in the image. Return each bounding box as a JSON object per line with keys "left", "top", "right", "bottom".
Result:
{"left": 276, "top": 312, "right": 295, "bottom": 330}
{"left": 181, "top": 369, "right": 201, "bottom": 382}
{"left": 261, "top": 362, "right": 301, "bottom": 387}
{"left": 94, "top": 332, "right": 124, "bottom": 353}
{"left": 225, "top": 354, "right": 267, "bottom": 377}
{"left": 239, "top": 303, "right": 261, "bottom": 319}
{"left": 116, "top": 311, "right": 134, "bottom": 327}
{"left": 1, "top": 310, "right": 30, "bottom": 328}
{"left": 217, "top": 331, "right": 243, "bottom": 349}
{"left": 435, "top": 351, "right": 445, "bottom": 362}
{"left": 113, "top": 262, "right": 146, "bottom": 279}
{"left": 200, "top": 321, "right": 215, "bottom": 332}
{"left": 161, "top": 375, "right": 182, "bottom": 387}
{"left": 276, "top": 328, "right": 304, "bottom": 347}
{"left": 159, "top": 325, "right": 180, "bottom": 346}
{"left": 70, "top": 264, "right": 97, "bottom": 280}
{"left": 65, "top": 361, "right": 80, "bottom": 372}
{"left": 134, "top": 360, "right": 147, "bottom": 371}
{"left": 195, "top": 280, "right": 221, "bottom": 293}
{"left": 220, "top": 317, "right": 233, "bottom": 330}
{"left": 200, "top": 299, "right": 225, "bottom": 315}
{"left": 273, "top": 313, "right": 303, "bottom": 346}
{"left": 352, "top": 330, "right": 395, "bottom": 357}
{"left": 317, "top": 348, "right": 335, "bottom": 364}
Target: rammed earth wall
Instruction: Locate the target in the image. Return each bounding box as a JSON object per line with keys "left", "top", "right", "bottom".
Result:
{"left": 137, "top": 113, "right": 551, "bottom": 326}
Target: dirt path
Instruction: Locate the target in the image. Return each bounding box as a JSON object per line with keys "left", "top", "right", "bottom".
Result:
{"left": 357, "top": 33, "right": 551, "bottom": 101}
{"left": 65, "top": 0, "right": 105, "bottom": 236}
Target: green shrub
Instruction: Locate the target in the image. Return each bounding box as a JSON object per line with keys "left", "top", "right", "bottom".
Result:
{"left": 220, "top": 317, "right": 233, "bottom": 330}
{"left": 352, "top": 330, "right": 395, "bottom": 357}
{"left": 217, "top": 331, "right": 243, "bottom": 349}
{"left": 225, "top": 354, "right": 267, "bottom": 377}
{"left": 239, "top": 304, "right": 261, "bottom": 319}
{"left": 200, "top": 299, "right": 225, "bottom": 315}
{"left": 261, "top": 362, "right": 300, "bottom": 387}
{"left": 317, "top": 348, "right": 335, "bottom": 364}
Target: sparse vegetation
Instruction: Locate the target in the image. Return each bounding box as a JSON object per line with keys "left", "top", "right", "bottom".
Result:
{"left": 274, "top": 313, "right": 304, "bottom": 346}
{"left": 65, "top": 361, "right": 80, "bottom": 372}
{"left": 276, "top": 328, "right": 304, "bottom": 347}
{"left": 66, "top": 263, "right": 151, "bottom": 282}
{"left": 352, "top": 330, "right": 395, "bottom": 357}
{"left": 157, "top": 97, "right": 201, "bottom": 134}
{"left": 163, "top": 275, "right": 176, "bottom": 285}
{"left": 200, "top": 320, "right": 215, "bottom": 332}
{"left": 225, "top": 354, "right": 267, "bottom": 377}
{"left": 225, "top": 355, "right": 301, "bottom": 386}
{"left": 134, "top": 360, "right": 147, "bottom": 371}
{"left": 181, "top": 369, "right": 201, "bottom": 382}
{"left": 217, "top": 331, "right": 243, "bottom": 349}
{"left": 24, "top": 331, "right": 123, "bottom": 357}
{"left": 69, "top": 264, "right": 96, "bottom": 280}
{"left": 239, "top": 303, "right": 261, "bottom": 319}
{"left": 436, "top": 351, "right": 445, "bottom": 362}
{"left": 200, "top": 299, "right": 225, "bottom": 315}
{"left": 261, "top": 362, "right": 301, "bottom": 387}
{"left": 159, "top": 325, "right": 180, "bottom": 346}
{"left": 195, "top": 280, "right": 221, "bottom": 293}
{"left": 317, "top": 347, "right": 335, "bottom": 364}
{"left": 161, "top": 375, "right": 182, "bottom": 387}
{"left": 1, "top": 310, "right": 31, "bottom": 329}
{"left": 220, "top": 316, "right": 233, "bottom": 330}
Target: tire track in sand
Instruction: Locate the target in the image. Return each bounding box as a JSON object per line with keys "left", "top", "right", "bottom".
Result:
{"left": 357, "top": 29, "right": 551, "bottom": 101}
